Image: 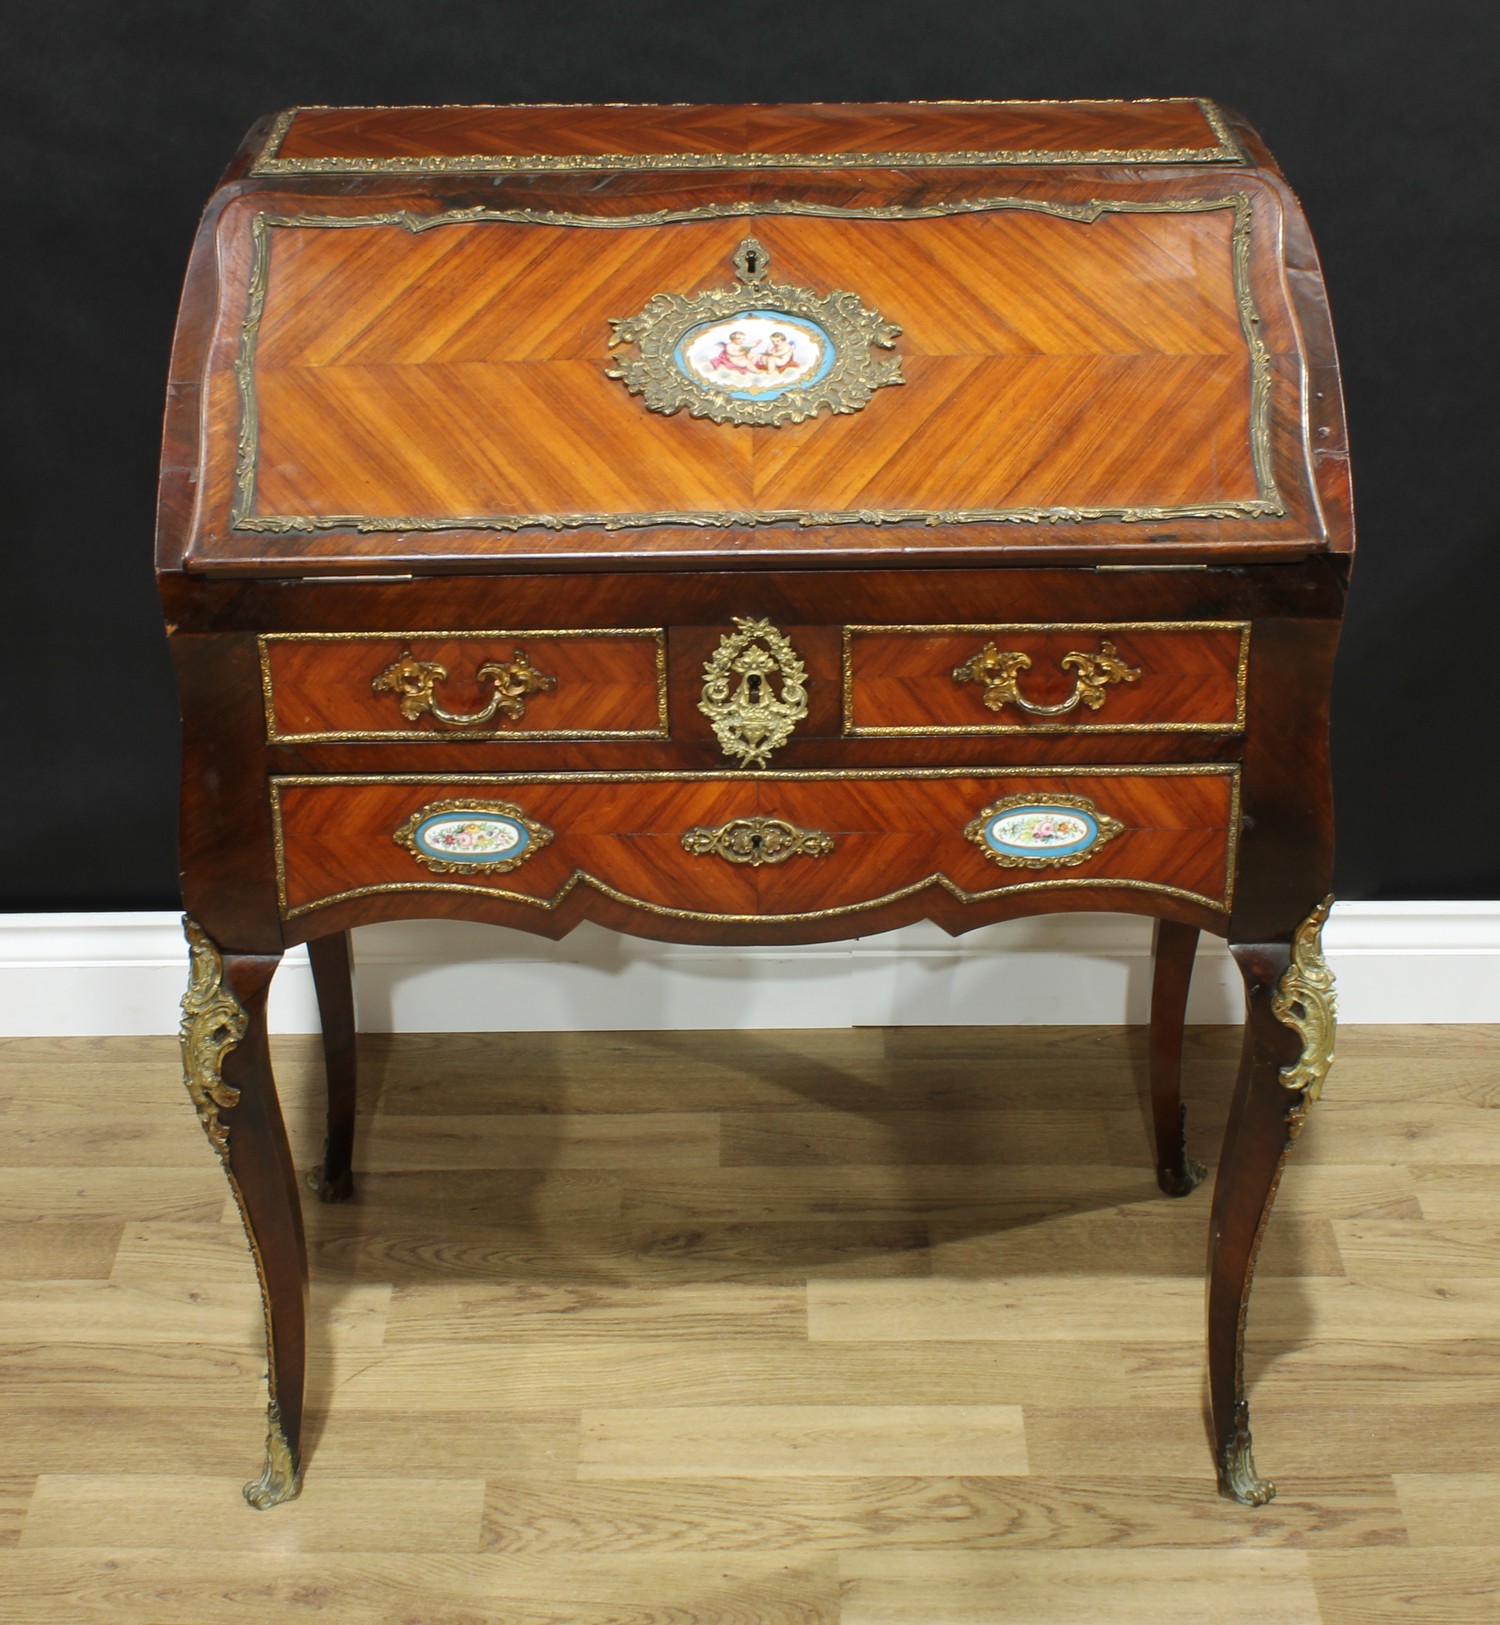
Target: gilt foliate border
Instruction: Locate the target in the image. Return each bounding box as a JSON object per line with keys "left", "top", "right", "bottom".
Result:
{"left": 229, "top": 195, "right": 1280, "bottom": 537}
{"left": 251, "top": 99, "right": 1243, "bottom": 175}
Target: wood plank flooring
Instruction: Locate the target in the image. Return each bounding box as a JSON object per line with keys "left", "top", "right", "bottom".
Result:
{"left": 0, "top": 1023, "right": 1496, "bottom": 1623}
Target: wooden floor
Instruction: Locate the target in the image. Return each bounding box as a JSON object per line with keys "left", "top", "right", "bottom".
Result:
{"left": 1, "top": 1023, "right": 1497, "bottom": 1623}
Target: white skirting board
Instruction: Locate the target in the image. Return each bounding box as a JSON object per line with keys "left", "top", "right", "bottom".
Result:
{"left": 0, "top": 903, "right": 1496, "bottom": 1036}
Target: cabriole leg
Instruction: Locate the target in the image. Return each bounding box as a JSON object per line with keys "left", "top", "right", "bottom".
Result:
{"left": 179, "top": 918, "right": 307, "bottom": 1509}
{"left": 1149, "top": 918, "right": 1206, "bottom": 1197}
{"left": 307, "top": 930, "right": 357, "bottom": 1204}
{"left": 1209, "top": 899, "right": 1336, "bottom": 1504}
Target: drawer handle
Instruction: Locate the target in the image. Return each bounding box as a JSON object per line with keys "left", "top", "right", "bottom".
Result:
{"left": 952, "top": 640, "right": 1141, "bottom": 718}
{"left": 372, "top": 648, "right": 557, "bottom": 728}
{"left": 682, "top": 815, "right": 834, "bottom": 867}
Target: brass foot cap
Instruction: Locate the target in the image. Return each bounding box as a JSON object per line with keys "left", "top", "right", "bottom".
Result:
{"left": 243, "top": 1467, "right": 302, "bottom": 1510}
{"left": 243, "top": 1407, "right": 302, "bottom": 1509}
{"left": 1220, "top": 1431, "right": 1276, "bottom": 1505}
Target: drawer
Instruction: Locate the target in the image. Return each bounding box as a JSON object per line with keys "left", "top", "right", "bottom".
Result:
{"left": 271, "top": 767, "right": 1239, "bottom": 924}
{"left": 258, "top": 630, "right": 667, "bottom": 743}
{"left": 843, "top": 622, "right": 1248, "bottom": 735}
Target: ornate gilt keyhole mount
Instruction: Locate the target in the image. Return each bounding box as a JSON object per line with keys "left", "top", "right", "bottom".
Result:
{"left": 698, "top": 618, "right": 810, "bottom": 767}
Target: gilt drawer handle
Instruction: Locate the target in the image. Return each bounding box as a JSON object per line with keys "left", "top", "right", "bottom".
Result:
{"left": 372, "top": 648, "right": 557, "bottom": 727}
{"left": 682, "top": 815, "right": 834, "bottom": 867}
{"left": 952, "top": 640, "right": 1141, "bottom": 718}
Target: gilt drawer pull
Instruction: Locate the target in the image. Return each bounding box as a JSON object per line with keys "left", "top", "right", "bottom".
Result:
{"left": 952, "top": 640, "right": 1141, "bottom": 718}
{"left": 681, "top": 815, "right": 834, "bottom": 867}
{"left": 372, "top": 648, "right": 557, "bottom": 727}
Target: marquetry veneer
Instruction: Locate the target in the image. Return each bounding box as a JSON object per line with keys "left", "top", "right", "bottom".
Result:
{"left": 271, "top": 768, "right": 1239, "bottom": 927}
{"left": 159, "top": 100, "right": 1351, "bottom": 1517}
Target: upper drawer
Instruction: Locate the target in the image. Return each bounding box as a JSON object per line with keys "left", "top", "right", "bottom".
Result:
{"left": 844, "top": 622, "right": 1248, "bottom": 736}
{"left": 259, "top": 630, "right": 666, "bottom": 743}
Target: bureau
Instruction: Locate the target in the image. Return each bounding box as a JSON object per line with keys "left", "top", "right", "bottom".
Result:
{"left": 158, "top": 100, "right": 1350, "bottom": 1511}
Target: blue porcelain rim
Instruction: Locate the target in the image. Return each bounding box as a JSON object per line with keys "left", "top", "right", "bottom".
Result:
{"left": 673, "top": 309, "right": 838, "bottom": 402}
{"left": 413, "top": 811, "right": 529, "bottom": 864}
{"left": 982, "top": 805, "right": 1100, "bottom": 860}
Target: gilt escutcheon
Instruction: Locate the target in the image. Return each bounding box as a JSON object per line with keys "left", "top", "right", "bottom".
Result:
{"left": 699, "top": 618, "right": 810, "bottom": 767}
{"left": 681, "top": 815, "right": 835, "bottom": 867}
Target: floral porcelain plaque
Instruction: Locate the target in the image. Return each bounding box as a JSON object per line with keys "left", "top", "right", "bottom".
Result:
{"left": 393, "top": 799, "right": 554, "bottom": 874}
{"left": 963, "top": 794, "right": 1125, "bottom": 870}
{"left": 606, "top": 236, "right": 903, "bottom": 426}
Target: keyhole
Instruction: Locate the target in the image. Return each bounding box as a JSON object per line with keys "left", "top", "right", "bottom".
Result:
{"left": 747, "top": 673, "right": 763, "bottom": 704}
{"left": 750, "top": 833, "right": 763, "bottom": 852}
{"left": 744, "top": 248, "right": 760, "bottom": 276}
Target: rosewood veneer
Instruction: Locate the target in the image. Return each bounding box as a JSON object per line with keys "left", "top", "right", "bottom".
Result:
{"left": 159, "top": 99, "right": 1350, "bottom": 1510}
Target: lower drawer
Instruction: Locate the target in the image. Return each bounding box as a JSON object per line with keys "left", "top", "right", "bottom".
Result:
{"left": 272, "top": 768, "right": 1239, "bottom": 925}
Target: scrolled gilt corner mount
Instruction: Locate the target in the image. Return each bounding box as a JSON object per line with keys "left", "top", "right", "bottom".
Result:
{"left": 605, "top": 236, "right": 904, "bottom": 426}
{"left": 178, "top": 917, "right": 249, "bottom": 1163}
{"left": 1271, "top": 894, "right": 1338, "bottom": 1099}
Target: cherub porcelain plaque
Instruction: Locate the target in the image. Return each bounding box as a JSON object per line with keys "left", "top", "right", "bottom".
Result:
{"left": 606, "top": 236, "right": 903, "bottom": 426}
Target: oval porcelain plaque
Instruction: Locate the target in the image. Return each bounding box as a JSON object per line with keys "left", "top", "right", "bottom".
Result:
{"left": 413, "top": 812, "right": 528, "bottom": 863}
{"left": 674, "top": 311, "right": 837, "bottom": 402}
{"left": 983, "top": 806, "right": 1100, "bottom": 860}
{"left": 394, "top": 798, "right": 553, "bottom": 875}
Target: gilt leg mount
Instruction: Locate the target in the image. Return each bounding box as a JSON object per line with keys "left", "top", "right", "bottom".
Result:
{"left": 1215, "top": 898, "right": 1337, "bottom": 1507}
{"left": 179, "top": 919, "right": 305, "bottom": 1509}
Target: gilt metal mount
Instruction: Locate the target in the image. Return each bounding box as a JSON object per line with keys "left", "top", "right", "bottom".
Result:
{"left": 953, "top": 640, "right": 1142, "bottom": 718}
{"left": 681, "top": 815, "right": 835, "bottom": 867}
{"left": 178, "top": 918, "right": 248, "bottom": 1165}
{"left": 963, "top": 792, "right": 1125, "bottom": 871}
{"left": 1271, "top": 895, "right": 1337, "bottom": 1098}
{"left": 372, "top": 648, "right": 557, "bottom": 728}
{"left": 605, "top": 236, "right": 903, "bottom": 426}
{"left": 699, "top": 618, "right": 810, "bottom": 767}
{"left": 393, "top": 799, "right": 554, "bottom": 875}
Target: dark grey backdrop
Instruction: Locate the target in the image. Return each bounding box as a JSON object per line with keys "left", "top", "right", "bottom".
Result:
{"left": 5, "top": 0, "right": 1498, "bottom": 909}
